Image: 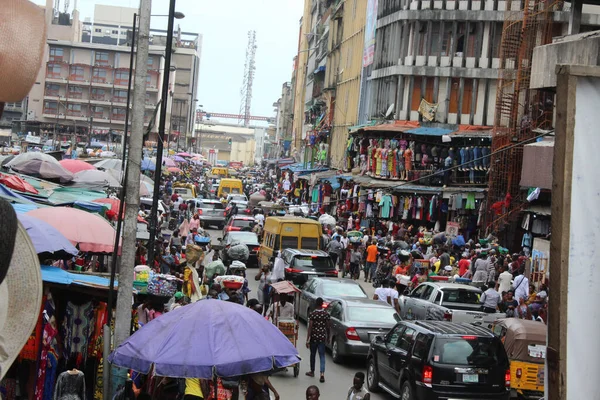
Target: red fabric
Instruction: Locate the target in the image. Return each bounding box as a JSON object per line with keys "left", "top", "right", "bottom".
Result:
{"left": 0, "top": 173, "right": 39, "bottom": 194}
{"left": 491, "top": 201, "right": 504, "bottom": 215}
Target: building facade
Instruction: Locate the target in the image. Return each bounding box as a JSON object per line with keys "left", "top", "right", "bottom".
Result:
{"left": 194, "top": 123, "right": 257, "bottom": 166}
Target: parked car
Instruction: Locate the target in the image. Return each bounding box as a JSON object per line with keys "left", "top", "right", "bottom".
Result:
{"left": 281, "top": 249, "right": 337, "bottom": 285}
{"left": 367, "top": 320, "right": 511, "bottom": 399}
{"left": 400, "top": 282, "right": 505, "bottom": 326}
{"left": 298, "top": 277, "right": 368, "bottom": 322}
{"left": 326, "top": 298, "right": 399, "bottom": 363}
{"left": 220, "top": 231, "right": 260, "bottom": 267}
{"left": 222, "top": 215, "right": 256, "bottom": 236}
{"left": 226, "top": 193, "right": 249, "bottom": 204}
{"left": 186, "top": 199, "right": 225, "bottom": 229}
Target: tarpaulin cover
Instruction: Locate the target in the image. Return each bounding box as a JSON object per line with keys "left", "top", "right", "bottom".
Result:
{"left": 0, "top": 184, "right": 36, "bottom": 204}
{"left": 108, "top": 299, "right": 300, "bottom": 378}
{"left": 41, "top": 265, "right": 120, "bottom": 290}
{"left": 405, "top": 127, "right": 454, "bottom": 136}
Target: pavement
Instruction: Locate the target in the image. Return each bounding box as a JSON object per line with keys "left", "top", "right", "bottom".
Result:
{"left": 204, "top": 228, "right": 390, "bottom": 400}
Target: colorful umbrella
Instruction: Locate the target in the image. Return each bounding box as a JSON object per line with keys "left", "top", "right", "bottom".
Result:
{"left": 71, "top": 170, "right": 122, "bottom": 189}
{"left": 176, "top": 152, "right": 192, "bottom": 158}
{"left": 6, "top": 152, "right": 74, "bottom": 183}
{"left": 27, "top": 207, "right": 120, "bottom": 253}
{"left": 172, "top": 155, "right": 186, "bottom": 163}
{"left": 92, "top": 197, "right": 124, "bottom": 220}
{"left": 167, "top": 167, "right": 182, "bottom": 174}
{"left": 94, "top": 159, "right": 123, "bottom": 171}
{"left": 140, "top": 180, "right": 153, "bottom": 197}
{"left": 162, "top": 158, "right": 176, "bottom": 168}
{"left": 108, "top": 299, "right": 300, "bottom": 378}
{"left": 141, "top": 158, "right": 156, "bottom": 172}
{"left": 0, "top": 174, "right": 39, "bottom": 194}
{"left": 17, "top": 213, "right": 79, "bottom": 258}
{"left": 59, "top": 159, "right": 96, "bottom": 174}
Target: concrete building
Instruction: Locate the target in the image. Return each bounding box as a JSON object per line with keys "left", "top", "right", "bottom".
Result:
{"left": 194, "top": 122, "right": 256, "bottom": 166}
{"left": 327, "top": 0, "right": 368, "bottom": 170}
{"left": 272, "top": 82, "right": 293, "bottom": 158}
{"left": 254, "top": 127, "right": 267, "bottom": 163}
{"left": 80, "top": 5, "right": 202, "bottom": 148}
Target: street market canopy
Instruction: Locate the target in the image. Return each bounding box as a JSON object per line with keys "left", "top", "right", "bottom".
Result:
{"left": 41, "top": 265, "right": 124, "bottom": 291}
{"left": 59, "top": 159, "right": 97, "bottom": 174}
{"left": 94, "top": 158, "right": 123, "bottom": 171}
{"left": 108, "top": 299, "right": 300, "bottom": 378}
{"left": 6, "top": 152, "right": 74, "bottom": 183}
{"left": 17, "top": 213, "right": 79, "bottom": 258}
{"left": 71, "top": 169, "right": 122, "bottom": 189}
{"left": 27, "top": 206, "right": 120, "bottom": 253}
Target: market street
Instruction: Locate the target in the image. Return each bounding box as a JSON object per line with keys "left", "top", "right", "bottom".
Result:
{"left": 205, "top": 228, "right": 389, "bottom": 400}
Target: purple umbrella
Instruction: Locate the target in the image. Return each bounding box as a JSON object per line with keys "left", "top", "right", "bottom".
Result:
{"left": 17, "top": 213, "right": 79, "bottom": 258}
{"left": 108, "top": 299, "right": 300, "bottom": 378}
{"left": 172, "top": 155, "right": 186, "bottom": 163}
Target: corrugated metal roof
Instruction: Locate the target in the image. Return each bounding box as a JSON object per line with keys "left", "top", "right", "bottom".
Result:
{"left": 406, "top": 127, "right": 454, "bottom": 136}
{"left": 41, "top": 265, "right": 126, "bottom": 291}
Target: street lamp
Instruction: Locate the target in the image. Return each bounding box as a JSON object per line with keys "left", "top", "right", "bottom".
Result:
{"left": 147, "top": 0, "right": 180, "bottom": 264}
{"left": 153, "top": 12, "right": 185, "bottom": 19}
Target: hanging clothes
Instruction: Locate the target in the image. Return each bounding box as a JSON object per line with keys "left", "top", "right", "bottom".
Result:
{"left": 465, "top": 193, "right": 476, "bottom": 210}
{"left": 522, "top": 232, "right": 533, "bottom": 248}
{"left": 379, "top": 195, "right": 393, "bottom": 219}
{"left": 62, "top": 301, "right": 94, "bottom": 364}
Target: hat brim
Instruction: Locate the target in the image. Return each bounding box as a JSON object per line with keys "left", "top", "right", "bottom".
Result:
{"left": 0, "top": 221, "right": 42, "bottom": 379}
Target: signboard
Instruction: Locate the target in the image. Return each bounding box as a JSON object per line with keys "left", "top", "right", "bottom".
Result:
{"left": 445, "top": 221, "right": 460, "bottom": 237}
{"left": 528, "top": 344, "right": 547, "bottom": 359}
{"left": 362, "top": 0, "right": 379, "bottom": 67}
{"left": 229, "top": 161, "right": 243, "bottom": 169}
{"left": 25, "top": 134, "right": 41, "bottom": 144}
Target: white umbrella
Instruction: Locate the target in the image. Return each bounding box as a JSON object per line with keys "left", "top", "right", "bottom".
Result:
{"left": 95, "top": 159, "right": 123, "bottom": 171}
{"left": 71, "top": 170, "right": 122, "bottom": 189}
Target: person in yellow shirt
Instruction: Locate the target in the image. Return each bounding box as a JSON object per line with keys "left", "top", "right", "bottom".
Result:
{"left": 185, "top": 378, "right": 204, "bottom": 400}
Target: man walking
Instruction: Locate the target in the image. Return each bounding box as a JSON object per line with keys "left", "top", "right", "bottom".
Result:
{"left": 326, "top": 235, "right": 343, "bottom": 270}
{"left": 306, "top": 297, "right": 330, "bottom": 383}
{"left": 346, "top": 372, "right": 370, "bottom": 400}
{"left": 365, "top": 241, "right": 379, "bottom": 283}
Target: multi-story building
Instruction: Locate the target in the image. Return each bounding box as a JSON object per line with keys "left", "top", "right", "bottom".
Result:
{"left": 272, "top": 82, "right": 293, "bottom": 158}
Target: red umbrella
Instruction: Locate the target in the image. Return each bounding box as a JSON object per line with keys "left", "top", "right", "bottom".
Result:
{"left": 59, "top": 159, "right": 96, "bottom": 174}
{"left": 167, "top": 167, "right": 182, "bottom": 174}
{"left": 0, "top": 174, "right": 39, "bottom": 194}
{"left": 93, "top": 198, "right": 124, "bottom": 220}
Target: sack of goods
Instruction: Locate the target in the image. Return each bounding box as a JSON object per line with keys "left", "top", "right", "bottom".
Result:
{"left": 227, "top": 242, "right": 249, "bottom": 261}
{"left": 186, "top": 244, "right": 203, "bottom": 264}
{"left": 229, "top": 260, "right": 247, "bottom": 271}
{"left": 214, "top": 275, "right": 245, "bottom": 290}
{"left": 147, "top": 274, "right": 178, "bottom": 297}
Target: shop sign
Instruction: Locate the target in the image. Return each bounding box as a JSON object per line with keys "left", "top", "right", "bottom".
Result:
{"left": 445, "top": 221, "right": 460, "bottom": 237}
{"left": 25, "top": 134, "right": 41, "bottom": 144}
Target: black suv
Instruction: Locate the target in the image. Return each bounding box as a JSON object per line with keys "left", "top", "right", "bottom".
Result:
{"left": 367, "top": 320, "right": 510, "bottom": 400}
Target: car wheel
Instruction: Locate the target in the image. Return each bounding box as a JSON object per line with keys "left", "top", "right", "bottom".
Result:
{"left": 367, "top": 357, "right": 380, "bottom": 392}
{"left": 331, "top": 339, "right": 343, "bottom": 364}
{"left": 401, "top": 381, "right": 413, "bottom": 400}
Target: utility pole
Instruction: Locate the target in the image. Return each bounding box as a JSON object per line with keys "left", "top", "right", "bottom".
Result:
{"left": 147, "top": 0, "right": 177, "bottom": 264}
{"left": 114, "top": 0, "right": 151, "bottom": 366}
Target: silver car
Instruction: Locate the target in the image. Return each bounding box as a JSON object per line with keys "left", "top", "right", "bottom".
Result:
{"left": 187, "top": 199, "right": 226, "bottom": 229}
{"left": 326, "top": 298, "right": 400, "bottom": 363}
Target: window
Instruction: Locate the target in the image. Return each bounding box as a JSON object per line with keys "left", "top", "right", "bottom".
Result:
{"left": 397, "top": 327, "right": 417, "bottom": 352}
{"left": 386, "top": 325, "right": 405, "bottom": 347}
{"left": 67, "top": 103, "right": 82, "bottom": 115}
{"left": 348, "top": 307, "right": 398, "bottom": 323}
{"left": 292, "top": 256, "right": 334, "bottom": 271}
{"left": 410, "top": 284, "right": 428, "bottom": 298}
{"left": 44, "top": 101, "right": 58, "bottom": 114}
{"left": 113, "top": 107, "right": 126, "bottom": 120}
{"left": 440, "top": 288, "right": 481, "bottom": 305}
{"left": 91, "top": 106, "right": 104, "bottom": 117}
{"left": 114, "top": 90, "right": 127, "bottom": 103}
{"left": 95, "top": 28, "right": 102, "bottom": 33}
{"left": 448, "top": 79, "right": 477, "bottom": 115}
{"left": 421, "top": 285, "right": 435, "bottom": 300}
{"left": 328, "top": 302, "right": 343, "bottom": 320}
{"left": 68, "top": 86, "right": 83, "bottom": 99}
{"left": 146, "top": 74, "right": 155, "bottom": 86}
{"left": 45, "top": 83, "right": 60, "bottom": 96}
{"left": 432, "top": 337, "right": 508, "bottom": 366}
{"left": 91, "top": 88, "right": 106, "bottom": 100}
{"left": 115, "top": 70, "right": 129, "bottom": 86}
{"left": 95, "top": 52, "right": 109, "bottom": 65}
{"left": 47, "top": 63, "right": 61, "bottom": 78}
{"left": 147, "top": 58, "right": 155, "bottom": 67}
{"left": 281, "top": 236, "right": 299, "bottom": 248}
{"left": 410, "top": 77, "right": 435, "bottom": 111}
{"left": 301, "top": 237, "right": 319, "bottom": 249}
{"left": 112, "top": 30, "right": 119, "bottom": 35}
{"left": 70, "top": 66, "right": 84, "bottom": 81}
{"left": 49, "top": 47, "right": 64, "bottom": 62}
{"left": 92, "top": 69, "right": 107, "bottom": 83}
{"left": 412, "top": 334, "right": 430, "bottom": 360}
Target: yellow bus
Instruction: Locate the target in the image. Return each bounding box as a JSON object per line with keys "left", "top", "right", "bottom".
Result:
{"left": 259, "top": 216, "right": 322, "bottom": 267}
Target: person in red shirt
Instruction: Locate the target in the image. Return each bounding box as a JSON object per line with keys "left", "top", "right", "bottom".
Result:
{"left": 458, "top": 253, "right": 471, "bottom": 277}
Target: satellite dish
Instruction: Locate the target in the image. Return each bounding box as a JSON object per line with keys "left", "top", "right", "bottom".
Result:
{"left": 385, "top": 103, "right": 395, "bottom": 119}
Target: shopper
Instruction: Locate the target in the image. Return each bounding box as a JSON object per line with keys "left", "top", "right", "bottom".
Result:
{"left": 346, "top": 372, "right": 370, "bottom": 400}
{"left": 306, "top": 297, "right": 330, "bottom": 383}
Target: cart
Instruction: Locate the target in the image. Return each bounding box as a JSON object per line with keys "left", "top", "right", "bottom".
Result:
{"left": 269, "top": 280, "right": 302, "bottom": 378}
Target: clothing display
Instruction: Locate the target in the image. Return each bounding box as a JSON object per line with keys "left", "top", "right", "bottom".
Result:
{"left": 53, "top": 370, "right": 85, "bottom": 400}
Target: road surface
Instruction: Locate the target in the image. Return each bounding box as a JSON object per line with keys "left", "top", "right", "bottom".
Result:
{"left": 204, "top": 227, "right": 390, "bottom": 400}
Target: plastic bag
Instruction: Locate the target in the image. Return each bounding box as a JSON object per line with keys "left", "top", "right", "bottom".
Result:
{"left": 227, "top": 243, "right": 249, "bottom": 261}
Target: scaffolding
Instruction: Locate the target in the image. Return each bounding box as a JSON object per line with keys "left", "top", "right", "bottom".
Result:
{"left": 486, "top": 0, "right": 561, "bottom": 235}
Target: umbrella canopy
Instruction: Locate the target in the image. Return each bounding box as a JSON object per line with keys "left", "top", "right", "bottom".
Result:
{"left": 176, "top": 152, "right": 192, "bottom": 158}
{"left": 172, "top": 155, "right": 186, "bottom": 163}
{"left": 71, "top": 170, "right": 122, "bottom": 189}
{"left": 59, "top": 159, "right": 96, "bottom": 174}
{"left": 108, "top": 299, "right": 300, "bottom": 378}
{"left": 140, "top": 175, "right": 154, "bottom": 186}
{"left": 6, "top": 152, "right": 74, "bottom": 183}
{"left": 27, "top": 207, "right": 120, "bottom": 253}
{"left": 167, "top": 167, "right": 182, "bottom": 174}
{"left": 0, "top": 174, "right": 39, "bottom": 194}
{"left": 17, "top": 213, "right": 79, "bottom": 258}
{"left": 0, "top": 155, "right": 15, "bottom": 167}
{"left": 140, "top": 158, "right": 156, "bottom": 172}
{"left": 93, "top": 197, "right": 123, "bottom": 221}
{"left": 100, "top": 151, "right": 117, "bottom": 158}
{"left": 162, "top": 158, "right": 176, "bottom": 168}
{"left": 94, "top": 159, "right": 123, "bottom": 171}
{"left": 140, "top": 180, "right": 153, "bottom": 197}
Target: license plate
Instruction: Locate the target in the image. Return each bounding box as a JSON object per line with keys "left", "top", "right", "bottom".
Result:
{"left": 463, "top": 374, "right": 478, "bottom": 383}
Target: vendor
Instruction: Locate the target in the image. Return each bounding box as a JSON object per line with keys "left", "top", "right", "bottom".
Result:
{"left": 268, "top": 293, "right": 294, "bottom": 322}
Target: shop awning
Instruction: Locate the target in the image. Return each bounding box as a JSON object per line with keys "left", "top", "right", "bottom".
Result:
{"left": 405, "top": 127, "right": 454, "bottom": 136}
{"left": 41, "top": 265, "right": 126, "bottom": 291}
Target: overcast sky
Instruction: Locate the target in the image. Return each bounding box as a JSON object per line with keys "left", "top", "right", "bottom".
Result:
{"left": 34, "top": 0, "right": 303, "bottom": 122}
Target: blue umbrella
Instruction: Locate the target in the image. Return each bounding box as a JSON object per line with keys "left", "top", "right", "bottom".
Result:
{"left": 108, "top": 299, "right": 300, "bottom": 378}
{"left": 140, "top": 157, "right": 156, "bottom": 172}
{"left": 17, "top": 213, "right": 79, "bottom": 258}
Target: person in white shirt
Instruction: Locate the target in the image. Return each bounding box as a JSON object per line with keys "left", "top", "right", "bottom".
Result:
{"left": 496, "top": 265, "right": 513, "bottom": 294}
{"left": 480, "top": 286, "right": 501, "bottom": 313}
{"left": 268, "top": 293, "right": 295, "bottom": 322}
{"left": 373, "top": 285, "right": 390, "bottom": 304}
{"left": 255, "top": 212, "right": 265, "bottom": 226}
{"left": 513, "top": 274, "right": 530, "bottom": 303}
{"left": 271, "top": 251, "right": 285, "bottom": 283}
{"left": 346, "top": 372, "right": 370, "bottom": 400}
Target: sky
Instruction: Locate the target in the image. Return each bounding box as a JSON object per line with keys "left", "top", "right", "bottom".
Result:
{"left": 34, "top": 0, "right": 303, "bottom": 122}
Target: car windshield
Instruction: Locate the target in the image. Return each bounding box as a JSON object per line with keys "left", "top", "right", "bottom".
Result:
{"left": 293, "top": 256, "right": 333, "bottom": 270}
{"left": 232, "top": 219, "right": 254, "bottom": 229}
{"left": 440, "top": 289, "right": 481, "bottom": 305}
{"left": 230, "top": 195, "right": 247, "bottom": 202}
{"left": 320, "top": 282, "right": 367, "bottom": 298}
{"left": 432, "top": 337, "right": 508, "bottom": 366}
{"left": 228, "top": 232, "right": 259, "bottom": 244}
{"left": 348, "top": 306, "right": 398, "bottom": 323}
{"left": 200, "top": 202, "right": 224, "bottom": 210}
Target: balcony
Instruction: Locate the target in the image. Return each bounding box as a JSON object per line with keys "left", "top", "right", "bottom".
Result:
{"left": 91, "top": 77, "right": 113, "bottom": 88}
{"left": 68, "top": 75, "right": 89, "bottom": 84}
{"left": 46, "top": 74, "right": 67, "bottom": 84}
{"left": 112, "top": 114, "right": 126, "bottom": 121}
{"left": 112, "top": 97, "right": 127, "bottom": 106}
